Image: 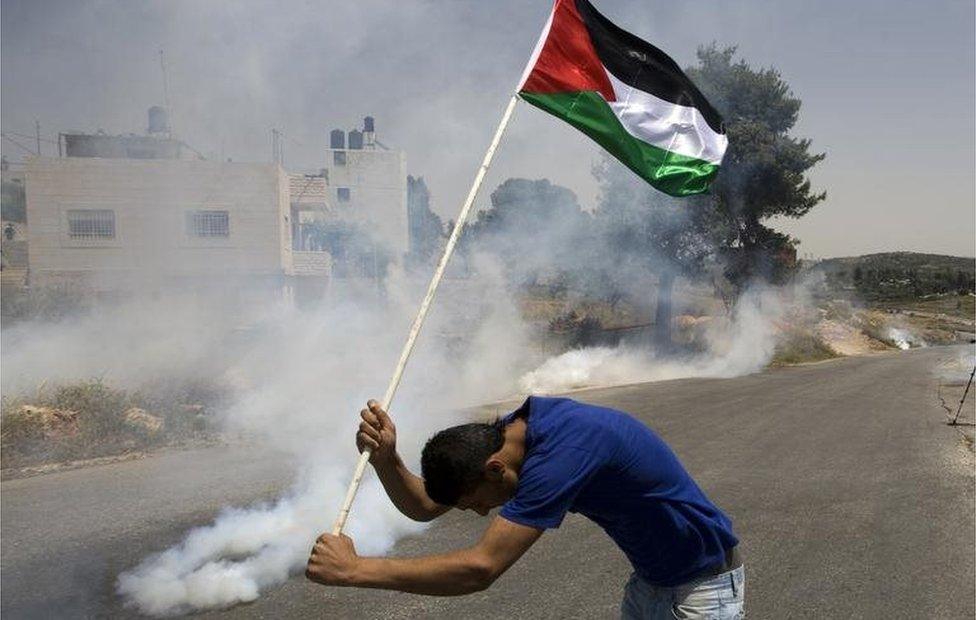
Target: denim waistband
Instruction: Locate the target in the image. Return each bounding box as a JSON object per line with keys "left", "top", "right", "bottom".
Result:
{"left": 633, "top": 563, "right": 744, "bottom": 595}
{"left": 638, "top": 546, "right": 742, "bottom": 589}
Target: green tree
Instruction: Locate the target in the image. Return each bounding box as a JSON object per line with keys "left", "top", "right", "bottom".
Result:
{"left": 595, "top": 45, "right": 825, "bottom": 348}
{"left": 406, "top": 175, "right": 445, "bottom": 268}
{"left": 1, "top": 180, "right": 26, "bottom": 223}
{"left": 956, "top": 270, "right": 969, "bottom": 292}
{"left": 688, "top": 44, "right": 826, "bottom": 288}
{"left": 463, "top": 178, "right": 592, "bottom": 288}
{"left": 594, "top": 158, "right": 721, "bottom": 348}
{"left": 304, "top": 220, "right": 391, "bottom": 280}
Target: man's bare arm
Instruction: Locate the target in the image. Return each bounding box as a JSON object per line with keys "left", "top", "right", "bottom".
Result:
{"left": 372, "top": 454, "right": 450, "bottom": 522}
{"left": 307, "top": 516, "right": 542, "bottom": 595}
{"left": 357, "top": 400, "right": 449, "bottom": 522}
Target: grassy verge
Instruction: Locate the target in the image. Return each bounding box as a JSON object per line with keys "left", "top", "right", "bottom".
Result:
{"left": 770, "top": 327, "right": 839, "bottom": 366}
{"left": 1, "top": 379, "right": 220, "bottom": 470}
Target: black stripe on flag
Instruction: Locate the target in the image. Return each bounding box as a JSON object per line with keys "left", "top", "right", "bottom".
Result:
{"left": 575, "top": 0, "right": 725, "bottom": 134}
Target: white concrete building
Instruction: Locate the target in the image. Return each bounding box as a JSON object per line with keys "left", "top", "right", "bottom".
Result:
{"left": 24, "top": 156, "right": 331, "bottom": 292}
{"left": 22, "top": 115, "right": 407, "bottom": 300}
{"left": 321, "top": 128, "right": 408, "bottom": 262}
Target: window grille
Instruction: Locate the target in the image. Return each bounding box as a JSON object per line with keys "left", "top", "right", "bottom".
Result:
{"left": 67, "top": 209, "right": 115, "bottom": 239}
{"left": 186, "top": 210, "right": 230, "bottom": 237}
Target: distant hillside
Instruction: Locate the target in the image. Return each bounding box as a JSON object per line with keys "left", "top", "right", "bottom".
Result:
{"left": 813, "top": 252, "right": 975, "bottom": 301}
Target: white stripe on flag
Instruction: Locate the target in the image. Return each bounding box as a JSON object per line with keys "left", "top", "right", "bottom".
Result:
{"left": 604, "top": 71, "right": 728, "bottom": 165}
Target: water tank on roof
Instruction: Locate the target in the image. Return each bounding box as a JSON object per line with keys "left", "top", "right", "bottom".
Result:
{"left": 348, "top": 129, "right": 364, "bottom": 150}
{"left": 330, "top": 129, "right": 346, "bottom": 149}
{"left": 148, "top": 106, "right": 169, "bottom": 134}
{"left": 363, "top": 116, "right": 375, "bottom": 133}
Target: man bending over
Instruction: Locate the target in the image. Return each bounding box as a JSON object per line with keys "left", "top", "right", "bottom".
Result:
{"left": 306, "top": 396, "right": 744, "bottom": 619}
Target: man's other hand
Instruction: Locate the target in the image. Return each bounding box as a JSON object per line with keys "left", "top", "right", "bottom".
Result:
{"left": 306, "top": 533, "right": 360, "bottom": 586}
{"left": 357, "top": 399, "right": 397, "bottom": 465}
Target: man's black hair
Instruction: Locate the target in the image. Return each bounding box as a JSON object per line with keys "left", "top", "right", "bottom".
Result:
{"left": 421, "top": 420, "right": 505, "bottom": 506}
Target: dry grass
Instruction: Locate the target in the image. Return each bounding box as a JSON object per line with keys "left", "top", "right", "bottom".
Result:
{"left": 873, "top": 294, "right": 975, "bottom": 321}
{"left": 1, "top": 379, "right": 218, "bottom": 470}
{"left": 518, "top": 296, "right": 649, "bottom": 330}
{"left": 771, "top": 326, "right": 839, "bottom": 366}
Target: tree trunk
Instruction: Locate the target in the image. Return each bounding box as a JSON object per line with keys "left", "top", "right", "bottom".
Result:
{"left": 653, "top": 270, "right": 675, "bottom": 351}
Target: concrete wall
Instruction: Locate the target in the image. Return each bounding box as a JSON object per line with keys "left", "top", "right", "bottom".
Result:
{"left": 289, "top": 174, "right": 330, "bottom": 207}
{"left": 25, "top": 157, "right": 291, "bottom": 289}
{"left": 322, "top": 148, "right": 408, "bottom": 261}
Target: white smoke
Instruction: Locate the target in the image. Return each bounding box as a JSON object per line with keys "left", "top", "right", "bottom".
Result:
{"left": 520, "top": 286, "right": 787, "bottom": 393}
{"left": 886, "top": 326, "right": 925, "bottom": 350}
{"left": 115, "top": 471, "right": 421, "bottom": 616}
{"left": 0, "top": 263, "right": 532, "bottom": 615}
{"left": 2, "top": 264, "right": 805, "bottom": 616}
{"left": 934, "top": 346, "right": 976, "bottom": 384}
{"left": 0, "top": 293, "right": 239, "bottom": 395}
{"left": 95, "top": 260, "right": 545, "bottom": 615}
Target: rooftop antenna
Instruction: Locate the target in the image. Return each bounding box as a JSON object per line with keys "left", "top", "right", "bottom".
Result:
{"left": 159, "top": 49, "right": 174, "bottom": 139}
{"left": 271, "top": 128, "right": 283, "bottom": 165}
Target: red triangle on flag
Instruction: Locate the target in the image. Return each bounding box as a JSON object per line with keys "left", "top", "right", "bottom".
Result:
{"left": 519, "top": 0, "right": 616, "bottom": 102}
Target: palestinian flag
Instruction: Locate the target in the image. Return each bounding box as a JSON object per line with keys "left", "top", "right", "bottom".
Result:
{"left": 518, "top": 0, "right": 727, "bottom": 196}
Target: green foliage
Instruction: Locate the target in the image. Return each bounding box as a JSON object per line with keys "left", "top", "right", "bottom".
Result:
{"left": 590, "top": 45, "right": 825, "bottom": 333}
{"left": 817, "top": 252, "right": 976, "bottom": 301}
{"left": 469, "top": 178, "right": 588, "bottom": 240}
{"left": 593, "top": 156, "right": 726, "bottom": 346}
{"left": 1, "top": 180, "right": 26, "bottom": 223}
{"left": 303, "top": 220, "right": 392, "bottom": 279}
{"left": 461, "top": 47, "right": 825, "bottom": 352}
{"left": 688, "top": 45, "right": 825, "bottom": 285}
{"left": 406, "top": 175, "right": 445, "bottom": 268}
{"left": 594, "top": 155, "right": 719, "bottom": 281}
{"left": 462, "top": 178, "right": 594, "bottom": 287}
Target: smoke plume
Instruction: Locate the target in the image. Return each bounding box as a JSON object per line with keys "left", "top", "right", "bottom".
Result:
{"left": 0, "top": 158, "right": 827, "bottom": 616}
{"left": 519, "top": 286, "right": 789, "bottom": 393}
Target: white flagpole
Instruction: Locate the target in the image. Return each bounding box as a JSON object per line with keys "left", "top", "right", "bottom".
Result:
{"left": 331, "top": 93, "right": 520, "bottom": 535}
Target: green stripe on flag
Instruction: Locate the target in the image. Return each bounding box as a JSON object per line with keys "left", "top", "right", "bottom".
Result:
{"left": 519, "top": 90, "right": 719, "bottom": 197}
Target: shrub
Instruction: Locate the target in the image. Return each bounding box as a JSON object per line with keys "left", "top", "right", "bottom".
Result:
{"left": 771, "top": 328, "right": 837, "bottom": 365}
{"left": 1, "top": 378, "right": 220, "bottom": 470}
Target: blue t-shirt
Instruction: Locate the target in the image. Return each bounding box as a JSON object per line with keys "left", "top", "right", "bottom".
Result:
{"left": 498, "top": 396, "right": 738, "bottom": 586}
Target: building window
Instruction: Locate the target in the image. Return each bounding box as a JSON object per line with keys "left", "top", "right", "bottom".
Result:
{"left": 333, "top": 151, "right": 346, "bottom": 166}
{"left": 67, "top": 209, "right": 115, "bottom": 239}
{"left": 337, "top": 187, "right": 351, "bottom": 202}
{"left": 186, "top": 210, "right": 230, "bottom": 237}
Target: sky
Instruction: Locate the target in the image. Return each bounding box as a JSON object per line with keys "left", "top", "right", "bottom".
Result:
{"left": 2, "top": 0, "right": 974, "bottom": 258}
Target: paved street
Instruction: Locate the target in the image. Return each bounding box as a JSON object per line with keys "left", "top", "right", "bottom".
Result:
{"left": 2, "top": 346, "right": 973, "bottom": 619}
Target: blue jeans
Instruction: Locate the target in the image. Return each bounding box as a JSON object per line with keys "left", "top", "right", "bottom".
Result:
{"left": 620, "top": 566, "right": 745, "bottom": 619}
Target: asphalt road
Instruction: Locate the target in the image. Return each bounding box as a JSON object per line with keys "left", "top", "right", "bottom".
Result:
{"left": 2, "top": 346, "right": 973, "bottom": 619}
